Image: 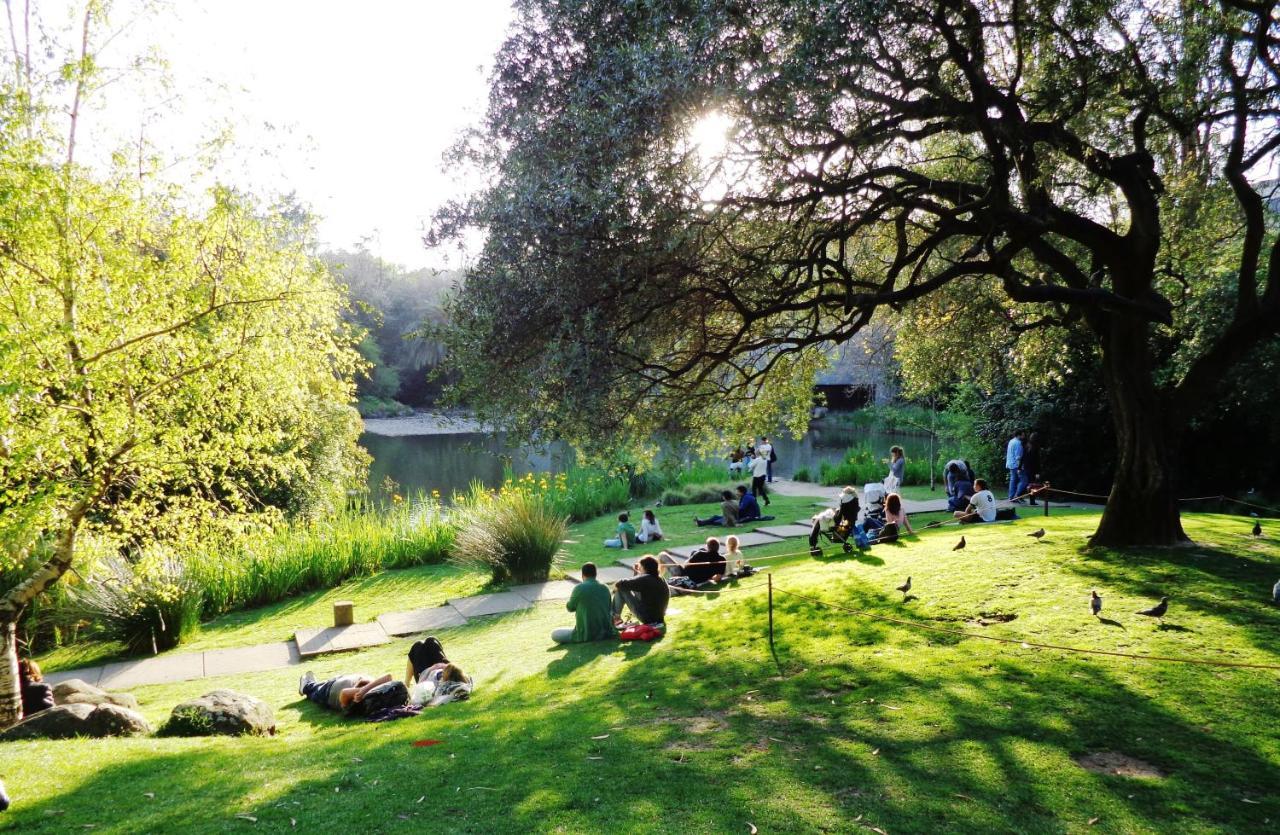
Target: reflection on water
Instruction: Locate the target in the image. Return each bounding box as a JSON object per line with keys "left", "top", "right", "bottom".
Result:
{"left": 361, "top": 432, "right": 572, "bottom": 499}
{"left": 360, "top": 423, "right": 926, "bottom": 499}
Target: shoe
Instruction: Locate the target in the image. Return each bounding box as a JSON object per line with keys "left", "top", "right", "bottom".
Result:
{"left": 299, "top": 671, "right": 316, "bottom": 695}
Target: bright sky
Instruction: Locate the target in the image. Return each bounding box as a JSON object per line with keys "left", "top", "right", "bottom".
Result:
{"left": 37, "top": 0, "right": 515, "bottom": 270}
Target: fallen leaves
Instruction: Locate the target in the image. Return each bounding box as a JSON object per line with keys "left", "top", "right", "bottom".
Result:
{"left": 747, "top": 824, "right": 758, "bottom": 834}
{"left": 591, "top": 734, "right": 610, "bottom": 740}
{"left": 234, "top": 814, "right": 257, "bottom": 823}
{"left": 1087, "top": 817, "right": 1100, "bottom": 826}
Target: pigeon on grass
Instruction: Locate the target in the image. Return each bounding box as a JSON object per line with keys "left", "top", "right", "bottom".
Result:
{"left": 896, "top": 577, "right": 912, "bottom": 600}
{"left": 1091, "top": 590, "right": 1102, "bottom": 617}
{"left": 1136, "top": 597, "right": 1169, "bottom": 622}
{"left": 953, "top": 536, "right": 966, "bottom": 551}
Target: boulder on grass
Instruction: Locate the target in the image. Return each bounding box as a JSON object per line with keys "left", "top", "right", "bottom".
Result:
{"left": 0, "top": 702, "right": 151, "bottom": 740}
{"left": 161, "top": 690, "right": 275, "bottom": 737}
{"left": 52, "top": 679, "right": 140, "bottom": 712}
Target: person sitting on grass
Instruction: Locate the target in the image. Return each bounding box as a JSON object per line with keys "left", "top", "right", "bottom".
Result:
{"left": 604, "top": 512, "right": 637, "bottom": 549}
{"left": 695, "top": 490, "right": 740, "bottom": 527}
{"left": 637, "top": 509, "right": 664, "bottom": 543}
{"left": 877, "top": 492, "right": 915, "bottom": 542}
{"left": 809, "top": 486, "right": 860, "bottom": 554}
{"left": 954, "top": 478, "right": 998, "bottom": 524}
{"left": 724, "top": 534, "right": 746, "bottom": 574}
{"left": 736, "top": 484, "right": 764, "bottom": 523}
{"left": 680, "top": 537, "right": 728, "bottom": 586}
{"left": 945, "top": 463, "right": 975, "bottom": 512}
{"left": 552, "top": 562, "right": 618, "bottom": 643}
{"left": 299, "top": 670, "right": 394, "bottom": 714}
{"left": 613, "top": 555, "right": 670, "bottom": 626}
{"left": 18, "top": 658, "right": 54, "bottom": 719}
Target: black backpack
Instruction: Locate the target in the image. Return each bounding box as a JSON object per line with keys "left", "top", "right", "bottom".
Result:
{"left": 769, "top": 447, "right": 778, "bottom": 463}
{"left": 348, "top": 681, "right": 409, "bottom": 717}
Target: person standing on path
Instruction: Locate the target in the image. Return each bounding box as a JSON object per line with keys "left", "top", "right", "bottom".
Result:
{"left": 1022, "top": 432, "right": 1042, "bottom": 505}
{"left": 759, "top": 436, "right": 776, "bottom": 482}
{"left": 750, "top": 450, "right": 771, "bottom": 505}
{"left": 1005, "top": 430, "right": 1025, "bottom": 502}
{"left": 887, "top": 445, "right": 906, "bottom": 489}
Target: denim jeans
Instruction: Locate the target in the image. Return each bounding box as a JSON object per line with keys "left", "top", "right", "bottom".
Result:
{"left": 1008, "top": 468, "right": 1026, "bottom": 501}
{"left": 766, "top": 460, "right": 774, "bottom": 482}
{"left": 303, "top": 678, "right": 334, "bottom": 707}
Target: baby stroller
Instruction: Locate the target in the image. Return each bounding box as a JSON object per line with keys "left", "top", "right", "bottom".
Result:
{"left": 812, "top": 509, "right": 857, "bottom": 554}
{"left": 863, "top": 482, "right": 888, "bottom": 527}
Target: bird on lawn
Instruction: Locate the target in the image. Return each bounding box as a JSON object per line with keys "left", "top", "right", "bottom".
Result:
{"left": 1253, "top": 520, "right": 1263, "bottom": 537}
{"left": 1027, "top": 528, "right": 1045, "bottom": 539}
{"left": 953, "top": 536, "right": 966, "bottom": 551}
{"left": 1090, "top": 590, "right": 1102, "bottom": 617}
{"left": 896, "top": 576, "right": 912, "bottom": 599}
{"left": 1136, "top": 596, "right": 1169, "bottom": 621}
{"left": 1272, "top": 578, "right": 1279, "bottom": 605}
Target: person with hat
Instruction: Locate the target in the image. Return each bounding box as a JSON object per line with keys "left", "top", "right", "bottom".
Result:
{"left": 809, "top": 486, "right": 861, "bottom": 554}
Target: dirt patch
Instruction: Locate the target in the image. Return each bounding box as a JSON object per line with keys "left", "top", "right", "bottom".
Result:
{"left": 1076, "top": 752, "right": 1166, "bottom": 779}
{"left": 687, "top": 715, "right": 728, "bottom": 735}
{"left": 967, "top": 612, "right": 1018, "bottom": 627}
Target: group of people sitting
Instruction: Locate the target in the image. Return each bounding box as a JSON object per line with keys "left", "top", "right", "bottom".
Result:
{"left": 298, "top": 635, "right": 474, "bottom": 720}
{"left": 692, "top": 484, "right": 774, "bottom": 527}
{"left": 557, "top": 534, "right": 751, "bottom": 644}
{"left": 604, "top": 509, "right": 664, "bottom": 549}
{"left": 807, "top": 485, "right": 915, "bottom": 553}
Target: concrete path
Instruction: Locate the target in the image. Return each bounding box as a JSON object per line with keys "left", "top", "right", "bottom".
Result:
{"left": 43, "top": 580, "right": 577, "bottom": 690}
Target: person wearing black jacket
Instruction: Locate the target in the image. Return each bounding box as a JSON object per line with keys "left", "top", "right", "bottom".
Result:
{"left": 613, "top": 555, "right": 671, "bottom": 625}
{"left": 1023, "top": 433, "right": 1043, "bottom": 505}
{"left": 19, "top": 658, "right": 54, "bottom": 718}
{"left": 681, "top": 538, "right": 728, "bottom": 585}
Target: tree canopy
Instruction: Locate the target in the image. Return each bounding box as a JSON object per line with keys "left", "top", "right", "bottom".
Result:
{"left": 0, "top": 2, "right": 364, "bottom": 726}
{"left": 435, "top": 0, "right": 1280, "bottom": 545}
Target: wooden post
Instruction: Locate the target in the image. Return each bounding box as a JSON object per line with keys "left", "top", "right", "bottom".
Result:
{"left": 333, "top": 600, "right": 354, "bottom": 627}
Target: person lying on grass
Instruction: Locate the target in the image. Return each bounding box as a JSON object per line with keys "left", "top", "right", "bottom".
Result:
{"left": 552, "top": 562, "right": 619, "bottom": 643}
{"left": 298, "top": 671, "right": 393, "bottom": 713}
{"left": 403, "top": 638, "right": 474, "bottom": 707}
{"left": 612, "top": 555, "right": 670, "bottom": 627}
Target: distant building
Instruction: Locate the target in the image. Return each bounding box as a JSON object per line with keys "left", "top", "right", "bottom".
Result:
{"left": 813, "top": 322, "right": 897, "bottom": 409}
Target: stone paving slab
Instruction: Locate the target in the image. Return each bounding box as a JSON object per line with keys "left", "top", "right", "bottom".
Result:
{"left": 754, "top": 523, "right": 814, "bottom": 538}
{"left": 509, "top": 580, "right": 577, "bottom": 603}
{"left": 295, "top": 622, "right": 391, "bottom": 658}
{"left": 43, "top": 666, "right": 104, "bottom": 688}
{"left": 377, "top": 605, "right": 468, "bottom": 637}
{"left": 446, "top": 591, "right": 532, "bottom": 618}
{"left": 100, "top": 651, "right": 205, "bottom": 689}
{"left": 564, "top": 565, "right": 635, "bottom": 585}
{"left": 205, "top": 641, "right": 300, "bottom": 677}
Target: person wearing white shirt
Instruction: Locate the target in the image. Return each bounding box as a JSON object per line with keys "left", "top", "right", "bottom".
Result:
{"left": 758, "top": 436, "right": 775, "bottom": 483}
{"left": 750, "top": 452, "right": 771, "bottom": 506}
{"left": 636, "top": 509, "right": 664, "bottom": 543}
{"left": 954, "top": 478, "right": 998, "bottom": 523}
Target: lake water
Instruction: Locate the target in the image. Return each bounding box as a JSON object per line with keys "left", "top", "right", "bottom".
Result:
{"left": 360, "top": 419, "right": 925, "bottom": 499}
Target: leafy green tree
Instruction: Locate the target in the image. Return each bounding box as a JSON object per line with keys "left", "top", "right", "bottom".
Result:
{"left": 434, "top": 0, "right": 1280, "bottom": 546}
{"left": 0, "top": 4, "right": 363, "bottom": 726}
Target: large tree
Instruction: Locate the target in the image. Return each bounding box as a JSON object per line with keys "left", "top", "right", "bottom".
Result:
{"left": 434, "top": 0, "right": 1280, "bottom": 546}
{"left": 0, "top": 3, "right": 364, "bottom": 727}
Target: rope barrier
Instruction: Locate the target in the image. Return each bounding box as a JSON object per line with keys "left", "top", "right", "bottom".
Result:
{"left": 770, "top": 587, "right": 1280, "bottom": 672}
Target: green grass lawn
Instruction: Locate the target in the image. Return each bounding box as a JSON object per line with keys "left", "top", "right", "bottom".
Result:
{"left": 8, "top": 509, "right": 1279, "bottom": 833}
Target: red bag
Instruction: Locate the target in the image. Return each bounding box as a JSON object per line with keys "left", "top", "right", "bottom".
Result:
{"left": 620, "top": 624, "right": 661, "bottom": 642}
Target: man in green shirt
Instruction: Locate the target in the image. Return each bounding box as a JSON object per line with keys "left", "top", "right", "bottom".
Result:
{"left": 551, "top": 563, "right": 618, "bottom": 643}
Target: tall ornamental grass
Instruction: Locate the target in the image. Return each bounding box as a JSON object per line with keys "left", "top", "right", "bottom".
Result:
{"left": 451, "top": 486, "right": 567, "bottom": 583}
{"left": 818, "top": 441, "right": 957, "bottom": 487}
{"left": 500, "top": 467, "right": 630, "bottom": 522}
{"left": 69, "top": 554, "right": 203, "bottom": 654}
{"left": 191, "top": 494, "right": 456, "bottom": 616}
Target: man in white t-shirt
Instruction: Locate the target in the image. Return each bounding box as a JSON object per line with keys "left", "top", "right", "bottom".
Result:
{"left": 758, "top": 436, "right": 775, "bottom": 482}
{"left": 954, "top": 478, "right": 998, "bottom": 524}
{"left": 750, "top": 451, "right": 771, "bottom": 506}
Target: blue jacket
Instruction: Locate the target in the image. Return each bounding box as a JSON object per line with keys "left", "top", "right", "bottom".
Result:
{"left": 739, "top": 491, "right": 762, "bottom": 520}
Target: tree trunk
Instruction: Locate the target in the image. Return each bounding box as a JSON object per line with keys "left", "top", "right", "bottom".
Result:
{"left": 1090, "top": 317, "right": 1187, "bottom": 547}
{"left": 0, "top": 620, "right": 20, "bottom": 729}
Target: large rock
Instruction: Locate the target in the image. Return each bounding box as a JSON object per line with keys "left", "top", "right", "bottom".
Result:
{"left": 52, "top": 679, "right": 140, "bottom": 711}
{"left": 161, "top": 690, "right": 275, "bottom": 737}
{"left": 0, "top": 702, "right": 151, "bottom": 740}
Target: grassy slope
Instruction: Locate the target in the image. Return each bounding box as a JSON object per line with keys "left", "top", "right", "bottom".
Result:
{"left": 9, "top": 510, "right": 1279, "bottom": 834}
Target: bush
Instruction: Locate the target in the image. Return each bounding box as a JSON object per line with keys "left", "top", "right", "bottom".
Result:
{"left": 70, "top": 555, "right": 203, "bottom": 655}
{"left": 818, "top": 441, "right": 960, "bottom": 487}
{"left": 658, "top": 481, "right": 743, "bottom": 507}
{"left": 792, "top": 466, "right": 813, "bottom": 482}
{"left": 450, "top": 489, "right": 567, "bottom": 583}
